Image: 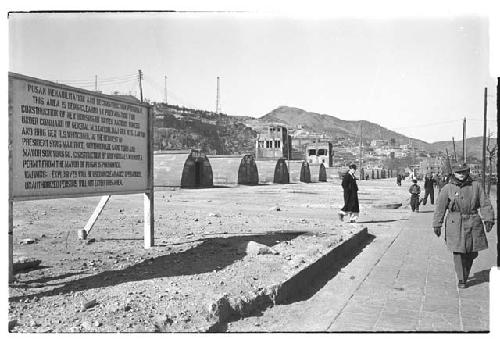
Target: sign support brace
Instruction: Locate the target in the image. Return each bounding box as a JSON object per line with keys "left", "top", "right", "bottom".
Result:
{"left": 78, "top": 195, "right": 111, "bottom": 240}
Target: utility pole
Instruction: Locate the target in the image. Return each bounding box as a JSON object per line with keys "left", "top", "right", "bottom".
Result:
{"left": 463, "top": 117, "right": 467, "bottom": 163}
{"left": 445, "top": 148, "right": 452, "bottom": 174}
{"left": 94, "top": 75, "right": 98, "bottom": 91}
{"left": 486, "top": 130, "right": 497, "bottom": 195}
{"left": 482, "top": 87, "right": 487, "bottom": 191}
{"left": 215, "top": 76, "right": 221, "bottom": 114}
{"left": 452, "top": 137, "right": 457, "bottom": 162}
{"left": 164, "top": 75, "right": 168, "bottom": 105}
{"left": 359, "top": 121, "right": 363, "bottom": 179}
{"left": 138, "top": 70, "right": 143, "bottom": 103}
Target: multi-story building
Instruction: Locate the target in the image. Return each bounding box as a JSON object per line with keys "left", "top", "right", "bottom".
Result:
{"left": 255, "top": 125, "right": 291, "bottom": 160}
{"left": 289, "top": 129, "right": 329, "bottom": 160}
{"left": 419, "top": 157, "right": 443, "bottom": 175}
{"left": 370, "top": 140, "right": 389, "bottom": 147}
{"left": 305, "top": 142, "right": 333, "bottom": 167}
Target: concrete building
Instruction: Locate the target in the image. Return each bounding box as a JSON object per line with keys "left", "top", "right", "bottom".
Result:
{"left": 370, "top": 140, "right": 389, "bottom": 147}
{"left": 255, "top": 125, "right": 291, "bottom": 160}
{"left": 305, "top": 142, "right": 333, "bottom": 167}
{"left": 289, "top": 129, "right": 329, "bottom": 161}
{"left": 419, "top": 157, "right": 443, "bottom": 175}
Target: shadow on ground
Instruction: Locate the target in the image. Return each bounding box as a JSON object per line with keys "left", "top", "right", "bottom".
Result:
{"left": 12, "top": 272, "right": 82, "bottom": 288}
{"left": 357, "top": 219, "right": 401, "bottom": 224}
{"left": 467, "top": 269, "right": 490, "bottom": 287}
{"left": 278, "top": 233, "right": 375, "bottom": 305}
{"left": 9, "top": 231, "right": 305, "bottom": 302}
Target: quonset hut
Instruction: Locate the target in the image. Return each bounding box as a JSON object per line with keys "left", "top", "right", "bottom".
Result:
{"left": 154, "top": 149, "right": 213, "bottom": 188}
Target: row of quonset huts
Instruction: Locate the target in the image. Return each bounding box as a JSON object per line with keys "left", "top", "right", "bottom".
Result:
{"left": 154, "top": 150, "right": 396, "bottom": 188}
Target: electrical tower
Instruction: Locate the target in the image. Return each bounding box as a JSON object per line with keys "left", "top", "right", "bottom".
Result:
{"left": 165, "top": 75, "right": 168, "bottom": 105}
{"left": 463, "top": 117, "right": 467, "bottom": 163}
{"left": 138, "top": 70, "right": 143, "bottom": 103}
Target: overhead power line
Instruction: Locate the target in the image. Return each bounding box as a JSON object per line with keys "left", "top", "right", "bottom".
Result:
{"left": 51, "top": 73, "right": 137, "bottom": 85}
{"left": 391, "top": 119, "right": 460, "bottom": 130}
{"left": 142, "top": 76, "right": 204, "bottom": 110}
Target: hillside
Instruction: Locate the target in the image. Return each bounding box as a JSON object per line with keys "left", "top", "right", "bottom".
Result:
{"left": 152, "top": 103, "right": 257, "bottom": 154}
{"left": 151, "top": 103, "right": 493, "bottom": 160}
{"left": 259, "top": 106, "right": 430, "bottom": 149}
{"left": 428, "top": 137, "right": 497, "bottom": 162}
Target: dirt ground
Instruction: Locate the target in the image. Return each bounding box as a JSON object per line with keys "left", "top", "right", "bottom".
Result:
{"left": 9, "top": 177, "right": 413, "bottom": 333}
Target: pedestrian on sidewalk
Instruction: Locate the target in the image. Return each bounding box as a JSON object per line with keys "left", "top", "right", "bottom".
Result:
{"left": 432, "top": 163, "right": 495, "bottom": 288}
{"left": 422, "top": 173, "right": 435, "bottom": 205}
{"left": 396, "top": 173, "right": 402, "bottom": 186}
{"left": 338, "top": 164, "right": 359, "bottom": 223}
{"left": 409, "top": 178, "right": 421, "bottom": 212}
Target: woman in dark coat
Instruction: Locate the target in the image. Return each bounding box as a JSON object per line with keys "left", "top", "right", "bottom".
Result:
{"left": 432, "top": 163, "right": 495, "bottom": 288}
{"left": 338, "top": 164, "right": 359, "bottom": 223}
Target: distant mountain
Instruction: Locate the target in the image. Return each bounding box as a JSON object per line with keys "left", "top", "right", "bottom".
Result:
{"left": 258, "top": 106, "right": 430, "bottom": 149}
{"left": 152, "top": 102, "right": 494, "bottom": 160}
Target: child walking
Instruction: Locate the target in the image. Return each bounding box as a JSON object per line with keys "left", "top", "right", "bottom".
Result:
{"left": 409, "top": 178, "right": 421, "bottom": 212}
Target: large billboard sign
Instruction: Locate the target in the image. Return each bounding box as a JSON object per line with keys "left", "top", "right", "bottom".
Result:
{"left": 9, "top": 72, "right": 151, "bottom": 200}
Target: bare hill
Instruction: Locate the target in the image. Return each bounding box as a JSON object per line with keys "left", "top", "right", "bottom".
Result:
{"left": 428, "top": 137, "right": 497, "bottom": 161}
{"left": 260, "top": 106, "right": 430, "bottom": 149}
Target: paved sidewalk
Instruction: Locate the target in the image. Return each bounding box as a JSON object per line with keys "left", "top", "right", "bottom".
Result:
{"left": 329, "top": 202, "right": 495, "bottom": 332}
{"left": 227, "top": 188, "right": 497, "bottom": 332}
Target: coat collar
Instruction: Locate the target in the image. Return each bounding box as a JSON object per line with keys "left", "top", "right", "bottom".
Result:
{"left": 450, "top": 174, "right": 473, "bottom": 188}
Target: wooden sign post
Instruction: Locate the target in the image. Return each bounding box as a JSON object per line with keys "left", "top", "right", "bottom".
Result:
{"left": 144, "top": 101, "right": 154, "bottom": 248}
{"left": 8, "top": 72, "right": 155, "bottom": 282}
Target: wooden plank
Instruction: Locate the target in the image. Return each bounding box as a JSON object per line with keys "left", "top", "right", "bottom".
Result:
{"left": 9, "top": 76, "right": 14, "bottom": 283}
{"left": 144, "top": 106, "right": 154, "bottom": 248}
{"left": 144, "top": 192, "right": 154, "bottom": 248}
{"left": 9, "top": 200, "right": 13, "bottom": 283}
{"left": 83, "top": 195, "right": 111, "bottom": 234}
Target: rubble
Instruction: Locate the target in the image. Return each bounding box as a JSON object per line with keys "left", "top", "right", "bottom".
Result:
{"left": 243, "top": 241, "right": 279, "bottom": 256}
{"left": 9, "top": 178, "right": 407, "bottom": 333}
{"left": 19, "top": 238, "right": 36, "bottom": 245}
{"left": 80, "top": 299, "right": 97, "bottom": 312}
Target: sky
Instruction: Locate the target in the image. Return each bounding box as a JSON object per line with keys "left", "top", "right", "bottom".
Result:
{"left": 8, "top": 10, "right": 499, "bottom": 143}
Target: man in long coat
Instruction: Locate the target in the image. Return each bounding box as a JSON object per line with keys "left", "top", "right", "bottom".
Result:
{"left": 432, "top": 163, "right": 495, "bottom": 288}
{"left": 338, "top": 164, "right": 359, "bottom": 223}
{"left": 422, "top": 173, "right": 435, "bottom": 205}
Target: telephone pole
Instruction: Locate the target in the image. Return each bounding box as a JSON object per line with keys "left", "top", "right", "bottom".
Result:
{"left": 138, "top": 70, "right": 143, "bottom": 103}
{"left": 164, "top": 75, "right": 168, "bottom": 105}
{"left": 463, "top": 117, "right": 467, "bottom": 163}
{"left": 452, "top": 137, "right": 457, "bottom": 162}
{"left": 215, "top": 76, "right": 221, "bottom": 114}
{"left": 94, "top": 75, "right": 98, "bottom": 91}
{"left": 359, "top": 121, "right": 363, "bottom": 179}
{"left": 445, "top": 149, "right": 452, "bottom": 174}
{"left": 482, "top": 88, "right": 487, "bottom": 191}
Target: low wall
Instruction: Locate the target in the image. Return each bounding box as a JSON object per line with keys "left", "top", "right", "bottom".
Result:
{"left": 309, "top": 165, "right": 321, "bottom": 182}
{"left": 288, "top": 161, "right": 304, "bottom": 183}
{"left": 154, "top": 151, "right": 191, "bottom": 187}
{"left": 255, "top": 160, "right": 278, "bottom": 184}
{"left": 207, "top": 155, "right": 242, "bottom": 186}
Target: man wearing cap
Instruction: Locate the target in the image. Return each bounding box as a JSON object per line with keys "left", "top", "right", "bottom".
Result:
{"left": 432, "top": 163, "right": 495, "bottom": 288}
{"left": 338, "top": 164, "right": 359, "bottom": 223}
{"left": 408, "top": 178, "right": 421, "bottom": 212}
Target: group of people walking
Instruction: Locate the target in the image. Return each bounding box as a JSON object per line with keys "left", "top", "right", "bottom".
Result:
{"left": 407, "top": 172, "right": 438, "bottom": 212}
{"left": 337, "top": 163, "right": 495, "bottom": 289}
